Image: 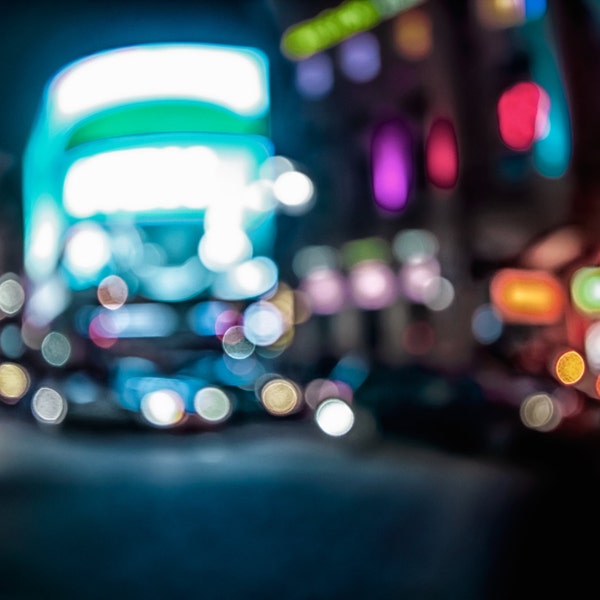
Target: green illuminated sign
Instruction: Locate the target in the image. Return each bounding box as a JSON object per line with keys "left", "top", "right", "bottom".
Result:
{"left": 571, "top": 267, "right": 600, "bottom": 316}
{"left": 342, "top": 237, "right": 391, "bottom": 268}
{"left": 281, "top": 0, "right": 425, "bottom": 59}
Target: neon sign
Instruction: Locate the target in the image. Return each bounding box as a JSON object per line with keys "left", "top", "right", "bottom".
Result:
{"left": 281, "top": 0, "right": 425, "bottom": 60}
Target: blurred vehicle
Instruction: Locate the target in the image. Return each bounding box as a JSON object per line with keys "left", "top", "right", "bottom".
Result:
{"left": 21, "top": 43, "right": 308, "bottom": 426}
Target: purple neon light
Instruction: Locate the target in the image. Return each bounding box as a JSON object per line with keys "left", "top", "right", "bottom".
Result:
{"left": 371, "top": 120, "right": 413, "bottom": 212}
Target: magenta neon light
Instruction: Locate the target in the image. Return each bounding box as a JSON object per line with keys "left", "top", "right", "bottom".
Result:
{"left": 371, "top": 120, "right": 413, "bottom": 212}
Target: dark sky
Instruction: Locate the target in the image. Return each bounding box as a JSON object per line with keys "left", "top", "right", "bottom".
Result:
{"left": 0, "top": 0, "right": 295, "bottom": 159}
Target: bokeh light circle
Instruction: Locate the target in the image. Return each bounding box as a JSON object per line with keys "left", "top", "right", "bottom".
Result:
{"left": 32, "top": 387, "right": 67, "bottom": 424}
{"left": 0, "top": 277, "right": 25, "bottom": 315}
{"left": 41, "top": 332, "right": 71, "bottom": 367}
{"left": 222, "top": 325, "right": 255, "bottom": 359}
{"left": 315, "top": 398, "right": 355, "bottom": 437}
{"left": 0, "top": 362, "right": 30, "bottom": 403}
{"left": 554, "top": 350, "right": 585, "bottom": 385}
{"left": 194, "top": 387, "right": 232, "bottom": 424}
{"left": 261, "top": 378, "right": 302, "bottom": 416}
{"left": 140, "top": 389, "right": 185, "bottom": 427}
{"left": 97, "top": 275, "right": 128, "bottom": 309}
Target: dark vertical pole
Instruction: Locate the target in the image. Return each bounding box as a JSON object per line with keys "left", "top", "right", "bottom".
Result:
{"left": 550, "top": 0, "right": 600, "bottom": 239}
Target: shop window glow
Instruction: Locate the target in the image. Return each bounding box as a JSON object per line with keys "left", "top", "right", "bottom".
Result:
{"left": 425, "top": 117, "right": 459, "bottom": 190}
{"left": 490, "top": 268, "right": 565, "bottom": 325}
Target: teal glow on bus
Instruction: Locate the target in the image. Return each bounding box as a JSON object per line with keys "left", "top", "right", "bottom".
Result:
{"left": 23, "top": 43, "right": 279, "bottom": 311}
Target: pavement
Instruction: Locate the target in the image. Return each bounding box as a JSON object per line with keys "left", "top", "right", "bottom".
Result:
{"left": 0, "top": 416, "right": 546, "bottom": 600}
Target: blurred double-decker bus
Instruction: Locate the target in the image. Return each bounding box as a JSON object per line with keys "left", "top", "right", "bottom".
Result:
{"left": 22, "top": 43, "right": 306, "bottom": 426}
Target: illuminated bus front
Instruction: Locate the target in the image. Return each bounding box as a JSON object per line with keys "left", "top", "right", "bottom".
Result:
{"left": 62, "top": 140, "right": 271, "bottom": 220}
